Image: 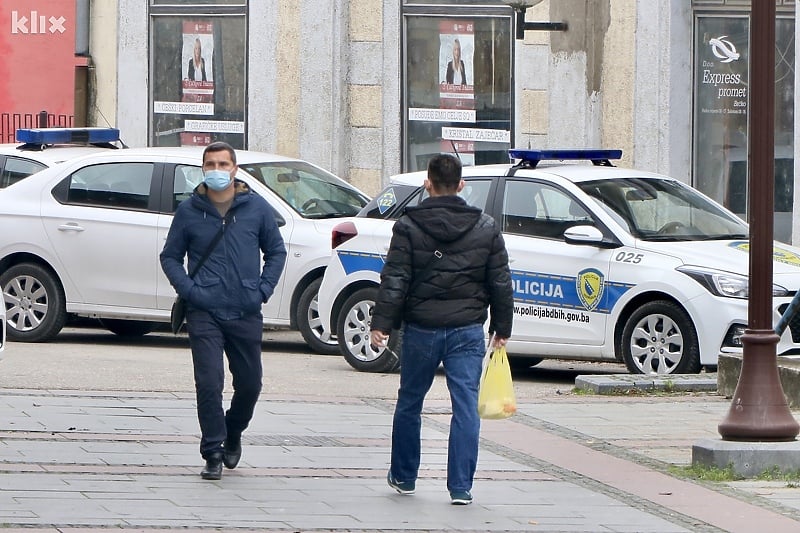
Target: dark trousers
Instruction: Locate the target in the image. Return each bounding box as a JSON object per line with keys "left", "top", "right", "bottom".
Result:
{"left": 186, "top": 310, "right": 263, "bottom": 459}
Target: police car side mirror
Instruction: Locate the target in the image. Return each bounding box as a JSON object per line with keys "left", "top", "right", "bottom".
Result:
{"left": 564, "top": 225, "right": 620, "bottom": 248}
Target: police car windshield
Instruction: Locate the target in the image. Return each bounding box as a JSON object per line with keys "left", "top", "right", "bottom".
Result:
{"left": 239, "top": 161, "right": 369, "bottom": 218}
{"left": 579, "top": 177, "right": 749, "bottom": 241}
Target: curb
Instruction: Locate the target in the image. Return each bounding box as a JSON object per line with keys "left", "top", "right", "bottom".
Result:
{"left": 574, "top": 373, "right": 718, "bottom": 394}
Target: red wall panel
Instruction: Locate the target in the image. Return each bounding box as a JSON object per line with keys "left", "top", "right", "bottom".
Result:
{"left": 0, "top": 0, "right": 78, "bottom": 117}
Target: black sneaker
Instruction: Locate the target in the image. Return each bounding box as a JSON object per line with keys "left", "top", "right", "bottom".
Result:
{"left": 201, "top": 453, "right": 223, "bottom": 480}
{"left": 450, "top": 490, "right": 473, "bottom": 505}
{"left": 223, "top": 436, "right": 242, "bottom": 469}
{"left": 387, "top": 471, "right": 415, "bottom": 494}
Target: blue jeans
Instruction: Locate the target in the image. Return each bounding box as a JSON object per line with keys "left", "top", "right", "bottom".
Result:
{"left": 186, "top": 310, "right": 263, "bottom": 459}
{"left": 390, "top": 322, "right": 485, "bottom": 493}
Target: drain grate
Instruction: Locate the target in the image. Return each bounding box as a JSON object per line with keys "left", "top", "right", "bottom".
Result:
{"left": 244, "top": 435, "right": 345, "bottom": 447}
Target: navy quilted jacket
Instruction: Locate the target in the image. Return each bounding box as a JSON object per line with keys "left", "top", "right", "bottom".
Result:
{"left": 160, "top": 180, "right": 287, "bottom": 320}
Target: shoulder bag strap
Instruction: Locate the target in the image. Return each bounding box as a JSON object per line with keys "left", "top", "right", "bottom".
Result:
{"left": 405, "top": 217, "right": 468, "bottom": 295}
{"left": 187, "top": 211, "right": 232, "bottom": 279}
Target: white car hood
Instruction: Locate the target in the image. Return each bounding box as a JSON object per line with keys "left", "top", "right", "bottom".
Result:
{"left": 638, "top": 239, "right": 800, "bottom": 283}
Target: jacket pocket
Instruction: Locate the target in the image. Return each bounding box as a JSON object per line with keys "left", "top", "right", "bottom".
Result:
{"left": 241, "top": 278, "right": 263, "bottom": 311}
{"left": 190, "top": 276, "right": 221, "bottom": 310}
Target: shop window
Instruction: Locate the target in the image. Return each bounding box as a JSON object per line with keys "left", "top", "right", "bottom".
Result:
{"left": 403, "top": 7, "right": 513, "bottom": 172}
{"left": 150, "top": 3, "right": 247, "bottom": 148}
{"left": 693, "top": 13, "right": 795, "bottom": 243}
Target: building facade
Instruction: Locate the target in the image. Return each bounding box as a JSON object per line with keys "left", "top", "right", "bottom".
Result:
{"left": 6, "top": 1, "right": 796, "bottom": 241}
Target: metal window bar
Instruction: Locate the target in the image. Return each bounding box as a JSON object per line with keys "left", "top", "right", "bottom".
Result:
{"left": 0, "top": 112, "right": 74, "bottom": 143}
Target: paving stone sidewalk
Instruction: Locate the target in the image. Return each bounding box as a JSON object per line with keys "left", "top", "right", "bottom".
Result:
{"left": 1, "top": 388, "right": 800, "bottom": 532}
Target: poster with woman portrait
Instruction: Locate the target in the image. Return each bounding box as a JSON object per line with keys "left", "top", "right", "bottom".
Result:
{"left": 181, "top": 21, "right": 215, "bottom": 104}
{"left": 439, "top": 20, "right": 474, "bottom": 111}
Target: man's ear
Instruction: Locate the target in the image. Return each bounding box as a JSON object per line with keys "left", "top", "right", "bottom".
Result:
{"left": 231, "top": 165, "right": 239, "bottom": 178}
{"left": 456, "top": 179, "right": 465, "bottom": 193}
{"left": 423, "top": 178, "right": 432, "bottom": 192}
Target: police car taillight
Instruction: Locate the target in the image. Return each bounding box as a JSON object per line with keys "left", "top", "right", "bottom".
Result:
{"left": 16, "top": 127, "right": 121, "bottom": 145}
{"left": 509, "top": 149, "right": 622, "bottom": 169}
{"left": 332, "top": 221, "right": 358, "bottom": 249}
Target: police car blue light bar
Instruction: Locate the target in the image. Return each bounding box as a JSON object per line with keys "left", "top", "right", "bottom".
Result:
{"left": 509, "top": 149, "right": 623, "bottom": 168}
{"left": 16, "top": 127, "right": 121, "bottom": 145}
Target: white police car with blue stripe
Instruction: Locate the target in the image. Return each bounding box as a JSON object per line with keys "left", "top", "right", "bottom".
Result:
{"left": 318, "top": 149, "right": 800, "bottom": 374}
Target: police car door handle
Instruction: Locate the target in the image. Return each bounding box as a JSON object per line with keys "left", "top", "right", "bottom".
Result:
{"left": 57, "top": 222, "right": 85, "bottom": 232}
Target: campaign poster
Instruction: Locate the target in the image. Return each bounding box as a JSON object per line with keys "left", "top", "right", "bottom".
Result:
{"left": 439, "top": 20, "right": 475, "bottom": 111}
{"left": 438, "top": 20, "right": 475, "bottom": 163}
{"left": 179, "top": 21, "right": 214, "bottom": 145}
{"left": 181, "top": 21, "right": 214, "bottom": 103}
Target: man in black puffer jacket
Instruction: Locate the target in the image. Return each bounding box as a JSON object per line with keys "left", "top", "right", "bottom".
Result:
{"left": 370, "top": 154, "right": 513, "bottom": 506}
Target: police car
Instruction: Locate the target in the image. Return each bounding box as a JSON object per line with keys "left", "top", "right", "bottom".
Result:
{"left": 318, "top": 149, "right": 800, "bottom": 374}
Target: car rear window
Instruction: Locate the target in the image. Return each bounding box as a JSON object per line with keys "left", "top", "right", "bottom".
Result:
{"left": 1, "top": 157, "right": 47, "bottom": 188}
{"left": 54, "top": 162, "right": 155, "bottom": 211}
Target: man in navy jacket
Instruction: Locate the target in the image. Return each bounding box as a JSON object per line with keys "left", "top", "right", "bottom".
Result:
{"left": 160, "top": 142, "right": 286, "bottom": 480}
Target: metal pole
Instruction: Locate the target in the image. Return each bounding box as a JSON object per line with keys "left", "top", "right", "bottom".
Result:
{"left": 718, "top": 0, "right": 799, "bottom": 441}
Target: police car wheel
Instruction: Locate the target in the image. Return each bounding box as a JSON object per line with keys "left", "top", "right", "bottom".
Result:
{"left": 297, "top": 277, "right": 340, "bottom": 355}
{"left": 620, "top": 300, "right": 701, "bottom": 375}
{"left": 0, "top": 262, "right": 68, "bottom": 342}
{"left": 337, "top": 287, "right": 401, "bottom": 373}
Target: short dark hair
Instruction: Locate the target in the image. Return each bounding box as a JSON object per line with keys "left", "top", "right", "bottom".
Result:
{"left": 427, "top": 153, "right": 462, "bottom": 191}
{"left": 203, "top": 141, "right": 237, "bottom": 165}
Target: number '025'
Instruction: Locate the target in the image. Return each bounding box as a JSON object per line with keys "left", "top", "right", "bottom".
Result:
{"left": 615, "top": 251, "right": 643, "bottom": 264}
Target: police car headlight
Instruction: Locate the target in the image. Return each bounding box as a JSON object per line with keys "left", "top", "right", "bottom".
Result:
{"left": 676, "top": 265, "right": 789, "bottom": 298}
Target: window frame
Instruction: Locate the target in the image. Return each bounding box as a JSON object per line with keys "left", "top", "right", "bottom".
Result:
{"left": 52, "top": 162, "right": 160, "bottom": 212}
{"left": 148, "top": 3, "right": 249, "bottom": 149}
{"left": 401, "top": 5, "right": 515, "bottom": 173}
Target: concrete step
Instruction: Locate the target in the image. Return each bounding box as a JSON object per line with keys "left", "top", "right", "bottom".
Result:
{"left": 718, "top": 353, "right": 800, "bottom": 407}
{"left": 575, "top": 372, "right": 717, "bottom": 394}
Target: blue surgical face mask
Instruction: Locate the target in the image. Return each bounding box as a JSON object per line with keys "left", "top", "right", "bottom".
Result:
{"left": 204, "top": 169, "right": 232, "bottom": 191}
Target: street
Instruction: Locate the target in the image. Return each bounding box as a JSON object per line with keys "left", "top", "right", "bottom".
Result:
{"left": 6, "top": 324, "right": 800, "bottom": 531}
{"left": 0, "top": 324, "right": 628, "bottom": 399}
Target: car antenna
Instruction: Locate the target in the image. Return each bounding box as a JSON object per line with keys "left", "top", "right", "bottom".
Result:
{"left": 94, "top": 105, "right": 129, "bottom": 148}
{"left": 450, "top": 140, "right": 461, "bottom": 162}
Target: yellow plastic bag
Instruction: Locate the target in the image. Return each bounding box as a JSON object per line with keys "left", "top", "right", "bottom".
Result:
{"left": 477, "top": 345, "right": 517, "bottom": 419}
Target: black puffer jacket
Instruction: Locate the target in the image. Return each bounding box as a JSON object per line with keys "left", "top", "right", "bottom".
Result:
{"left": 371, "top": 195, "right": 513, "bottom": 337}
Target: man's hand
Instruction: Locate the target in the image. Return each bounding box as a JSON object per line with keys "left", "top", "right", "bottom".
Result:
{"left": 492, "top": 336, "right": 508, "bottom": 348}
{"left": 370, "top": 330, "right": 389, "bottom": 350}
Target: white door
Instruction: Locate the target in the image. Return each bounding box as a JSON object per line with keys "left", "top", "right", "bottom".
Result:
{"left": 41, "top": 162, "right": 160, "bottom": 310}
{"left": 499, "top": 179, "right": 613, "bottom": 346}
